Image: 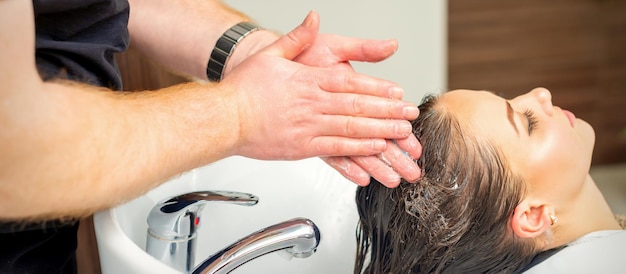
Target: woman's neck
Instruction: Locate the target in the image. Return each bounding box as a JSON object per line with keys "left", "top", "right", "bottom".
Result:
{"left": 547, "top": 174, "right": 621, "bottom": 249}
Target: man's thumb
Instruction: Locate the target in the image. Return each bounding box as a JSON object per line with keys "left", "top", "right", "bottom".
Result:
{"left": 265, "top": 11, "right": 319, "bottom": 60}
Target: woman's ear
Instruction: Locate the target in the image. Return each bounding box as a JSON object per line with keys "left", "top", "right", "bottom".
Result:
{"left": 510, "top": 201, "right": 553, "bottom": 238}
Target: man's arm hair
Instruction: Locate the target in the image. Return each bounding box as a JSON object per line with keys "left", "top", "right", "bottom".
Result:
{"left": 0, "top": 0, "right": 240, "bottom": 220}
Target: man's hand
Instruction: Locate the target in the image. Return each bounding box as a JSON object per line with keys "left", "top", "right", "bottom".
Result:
{"left": 221, "top": 11, "right": 419, "bottom": 166}
{"left": 291, "top": 13, "right": 422, "bottom": 187}
{"left": 322, "top": 138, "right": 421, "bottom": 188}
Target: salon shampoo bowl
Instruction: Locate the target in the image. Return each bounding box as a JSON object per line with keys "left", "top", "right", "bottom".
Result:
{"left": 93, "top": 156, "right": 359, "bottom": 273}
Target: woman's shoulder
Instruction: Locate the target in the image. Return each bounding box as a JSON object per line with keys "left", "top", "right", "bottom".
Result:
{"left": 523, "top": 229, "right": 626, "bottom": 273}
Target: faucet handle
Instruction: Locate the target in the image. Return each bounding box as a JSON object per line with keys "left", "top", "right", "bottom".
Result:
{"left": 158, "top": 191, "right": 259, "bottom": 214}
{"left": 147, "top": 191, "right": 259, "bottom": 241}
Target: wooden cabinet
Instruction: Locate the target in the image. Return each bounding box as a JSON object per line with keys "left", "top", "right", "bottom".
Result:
{"left": 448, "top": 0, "right": 626, "bottom": 165}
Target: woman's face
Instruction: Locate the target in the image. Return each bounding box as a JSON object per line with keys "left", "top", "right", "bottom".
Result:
{"left": 440, "top": 88, "right": 595, "bottom": 206}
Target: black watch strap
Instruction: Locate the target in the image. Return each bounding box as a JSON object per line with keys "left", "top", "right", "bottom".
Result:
{"left": 206, "top": 22, "right": 262, "bottom": 82}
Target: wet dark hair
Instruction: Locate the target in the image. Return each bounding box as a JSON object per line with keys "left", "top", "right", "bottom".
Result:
{"left": 355, "top": 94, "right": 540, "bottom": 273}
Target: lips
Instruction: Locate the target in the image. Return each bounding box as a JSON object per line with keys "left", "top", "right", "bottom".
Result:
{"left": 562, "top": 109, "right": 576, "bottom": 127}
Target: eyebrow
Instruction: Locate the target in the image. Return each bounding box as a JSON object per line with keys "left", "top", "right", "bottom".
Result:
{"left": 506, "top": 101, "right": 519, "bottom": 135}
{"left": 484, "top": 90, "right": 520, "bottom": 135}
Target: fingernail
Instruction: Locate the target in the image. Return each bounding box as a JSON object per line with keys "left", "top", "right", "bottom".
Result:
{"left": 403, "top": 104, "right": 419, "bottom": 119}
{"left": 357, "top": 175, "right": 372, "bottom": 186}
{"left": 389, "top": 39, "right": 399, "bottom": 53}
{"left": 407, "top": 165, "right": 421, "bottom": 182}
{"left": 389, "top": 86, "right": 404, "bottom": 99}
{"left": 409, "top": 169, "right": 422, "bottom": 183}
{"left": 303, "top": 11, "right": 315, "bottom": 27}
{"left": 396, "top": 122, "right": 412, "bottom": 137}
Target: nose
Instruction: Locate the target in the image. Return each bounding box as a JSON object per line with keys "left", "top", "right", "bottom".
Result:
{"left": 531, "top": 87, "right": 552, "bottom": 105}
{"left": 512, "top": 87, "right": 554, "bottom": 116}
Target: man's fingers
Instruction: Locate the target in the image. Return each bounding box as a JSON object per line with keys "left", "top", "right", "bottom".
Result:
{"left": 315, "top": 116, "right": 413, "bottom": 139}
{"left": 349, "top": 139, "right": 420, "bottom": 187}
{"left": 322, "top": 92, "right": 418, "bottom": 120}
{"left": 324, "top": 154, "right": 410, "bottom": 188}
{"left": 316, "top": 70, "right": 405, "bottom": 100}
{"left": 263, "top": 11, "right": 319, "bottom": 60}
{"left": 352, "top": 155, "right": 402, "bottom": 188}
{"left": 394, "top": 135, "right": 422, "bottom": 161}
{"left": 309, "top": 137, "right": 387, "bottom": 158}
{"left": 322, "top": 157, "right": 371, "bottom": 186}
{"left": 326, "top": 36, "right": 398, "bottom": 63}
{"left": 322, "top": 140, "right": 421, "bottom": 188}
{"left": 380, "top": 140, "right": 421, "bottom": 182}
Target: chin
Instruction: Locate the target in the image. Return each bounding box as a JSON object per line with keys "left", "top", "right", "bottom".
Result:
{"left": 576, "top": 119, "right": 596, "bottom": 161}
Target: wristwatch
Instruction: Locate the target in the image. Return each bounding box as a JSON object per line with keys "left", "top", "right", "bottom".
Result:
{"left": 206, "top": 22, "right": 262, "bottom": 82}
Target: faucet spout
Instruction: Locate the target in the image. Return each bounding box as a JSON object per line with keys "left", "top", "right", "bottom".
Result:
{"left": 192, "top": 218, "right": 321, "bottom": 274}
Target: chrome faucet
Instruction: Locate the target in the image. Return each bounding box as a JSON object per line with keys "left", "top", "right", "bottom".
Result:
{"left": 146, "top": 191, "right": 259, "bottom": 272}
{"left": 146, "top": 191, "right": 321, "bottom": 274}
{"left": 192, "top": 217, "right": 320, "bottom": 274}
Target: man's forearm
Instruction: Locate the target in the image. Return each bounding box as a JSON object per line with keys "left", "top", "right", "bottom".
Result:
{"left": 0, "top": 80, "right": 239, "bottom": 220}
{"left": 127, "top": 0, "right": 277, "bottom": 80}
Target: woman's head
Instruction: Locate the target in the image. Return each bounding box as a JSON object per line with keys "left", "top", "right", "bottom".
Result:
{"left": 443, "top": 88, "right": 594, "bottom": 212}
{"left": 355, "top": 88, "right": 595, "bottom": 273}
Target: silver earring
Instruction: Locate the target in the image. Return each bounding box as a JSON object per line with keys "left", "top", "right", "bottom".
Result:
{"left": 549, "top": 215, "right": 558, "bottom": 226}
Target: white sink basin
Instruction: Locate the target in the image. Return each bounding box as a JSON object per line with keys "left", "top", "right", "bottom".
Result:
{"left": 94, "top": 156, "right": 359, "bottom": 274}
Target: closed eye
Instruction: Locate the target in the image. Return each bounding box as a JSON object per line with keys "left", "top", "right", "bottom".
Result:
{"left": 523, "top": 109, "right": 539, "bottom": 134}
